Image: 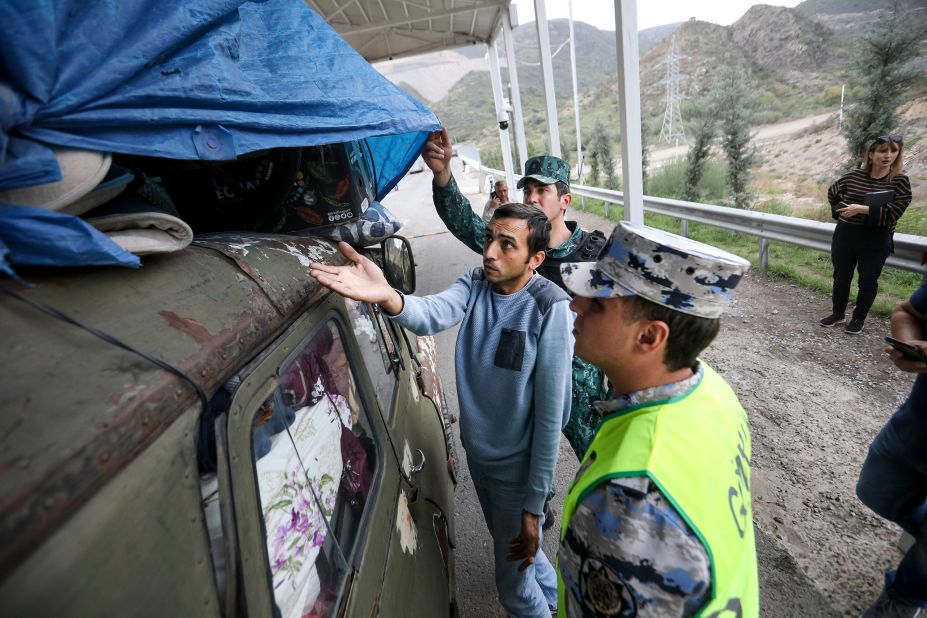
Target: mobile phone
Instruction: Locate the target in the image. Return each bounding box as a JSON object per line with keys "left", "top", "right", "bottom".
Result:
{"left": 884, "top": 337, "right": 927, "bottom": 363}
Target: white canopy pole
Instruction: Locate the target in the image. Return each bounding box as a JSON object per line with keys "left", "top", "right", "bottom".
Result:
{"left": 614, "top": 0, "right": 644, "bottom": 224}
{"left": 488, "top": 38, "right": 517, "bottom": 197}
{"left": 533, "top": 0, "right": 561, "bottom": 157}
{"left": 568, "top": 0, "right": 585, "bottom": 209}
{"left": 502, "top": 6, "right": 528, "bottom": 178}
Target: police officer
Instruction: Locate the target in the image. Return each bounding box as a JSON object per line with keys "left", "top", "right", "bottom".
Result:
{"left": 556, "top": 221, "right": 759, "bottom": 617}
{"left": 424, "top": 128, "right": 607, "bottom": 461}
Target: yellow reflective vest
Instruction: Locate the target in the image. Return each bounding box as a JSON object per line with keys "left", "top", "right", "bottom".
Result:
{"left": 558, "top": 363, "right": 759, "bottom": 617}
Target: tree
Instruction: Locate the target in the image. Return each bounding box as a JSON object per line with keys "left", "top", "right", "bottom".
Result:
{"left": 482, "top": 148, "right": 503, "bottom": 171}
{"left": 716, "top": 67, "right": 757, "bottom": 209}
{"left": 841, "top": 4, "right": 925, "bottom": 166}
{"left": 683, "top": 98, "right": 717, "bottom": 203}
{"left": 587, "top": 122, "right": 604, "bottom": 186}
{"left": 592, "top": 126, "right": 617, "bottom": 190}
{"left": 641, "top": 133, "right": 651, "bottom": 187}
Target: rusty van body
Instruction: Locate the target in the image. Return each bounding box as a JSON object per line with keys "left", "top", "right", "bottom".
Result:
{"left": 0, "top": 233, "right": 457, "bottom": 617}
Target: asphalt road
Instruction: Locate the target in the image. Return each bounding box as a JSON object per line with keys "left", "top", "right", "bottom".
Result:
{"left": 382, "top": 160, "right": 579, "bottom": 617}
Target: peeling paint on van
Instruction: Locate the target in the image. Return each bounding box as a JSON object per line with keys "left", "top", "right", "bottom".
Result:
{"left": 408, "top": 372, "right": 420, "bottom": 403}
{"left": 273, "top": 241, "right": 336, "bottom": 267}
{"left": 402, "top": 440, "right": 413, "bottom": 477}
{"left": 395, "top": 490, "right": 417, "bottom": 554}
{"left": 346, "top": 300, "right": 377, "bottom": 342}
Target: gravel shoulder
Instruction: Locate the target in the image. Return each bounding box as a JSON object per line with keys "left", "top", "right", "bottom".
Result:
{"left": 399, "top": 163, "right": 919, "bottom": 617}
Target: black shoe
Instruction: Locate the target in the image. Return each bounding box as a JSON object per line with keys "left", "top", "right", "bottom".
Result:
{"left": 861, "top": 588, "right": 927, "bottom": 617}
{"left": 845, "top": 318, "right": 865, "bottom": 335}
{"left": 820, "top": 313, "right": 845, "bottom": 327}
{"left": 543, "top": 503, "right": 556, "bottom": 531}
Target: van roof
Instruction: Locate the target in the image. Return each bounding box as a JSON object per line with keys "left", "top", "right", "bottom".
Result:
{"left": 0, "top": 234, "right": 345, "bottom": 572}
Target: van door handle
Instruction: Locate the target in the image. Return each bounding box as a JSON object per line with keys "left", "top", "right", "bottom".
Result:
{"left": 410, "top": 449, "right": 425, "bottom": 475}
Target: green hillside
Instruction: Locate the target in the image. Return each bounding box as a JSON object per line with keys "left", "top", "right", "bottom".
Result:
{"left": 433, "top": 1, "right": 926, "bottom": 167}
{"left": 794, "top": 0, "right": 924, "bottom": 17}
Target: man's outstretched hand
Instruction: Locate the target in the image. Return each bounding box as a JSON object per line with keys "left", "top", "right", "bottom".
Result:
{"left": 310, "top": 242, "right": 404, "bottom": 315}
{"left": 506, "top": 510, "right": 541, "bottom": 572}
{"left": 423, "top": 128, "right": 453, "bottom": 188}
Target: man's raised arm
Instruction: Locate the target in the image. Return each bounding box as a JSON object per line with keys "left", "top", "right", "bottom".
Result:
{"left": 423, "top": 129, "right": 487, "bottom": 255}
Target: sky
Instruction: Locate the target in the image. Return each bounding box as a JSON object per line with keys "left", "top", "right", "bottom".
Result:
{"left": 513, "top": 0, "right": 805, "bottom": 32}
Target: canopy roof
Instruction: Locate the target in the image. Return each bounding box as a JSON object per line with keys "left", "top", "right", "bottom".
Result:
{"left": 313, "top": 0, "right": 510, "bottom": 62}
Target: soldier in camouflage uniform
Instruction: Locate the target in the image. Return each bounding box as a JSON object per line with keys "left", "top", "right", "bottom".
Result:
{"left": 556, "top": 222, "right": 759, "bottom": 617}
{"left": 422, "top": 128, "right": 607, "bottom": 461}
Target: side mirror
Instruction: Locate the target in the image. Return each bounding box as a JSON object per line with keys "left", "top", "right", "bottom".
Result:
{"left": 381, "top": 235, "right": 416, "bottom": 295}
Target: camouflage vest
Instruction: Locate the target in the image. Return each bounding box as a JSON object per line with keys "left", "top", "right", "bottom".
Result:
{"left": 537, "top": 229, "right": 607, "bottom": 292}
{"left": 557, "top": 363, "right": 759, "bottom": 617}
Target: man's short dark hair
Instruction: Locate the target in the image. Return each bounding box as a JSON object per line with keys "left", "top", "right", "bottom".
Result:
{"left": 494, "top": 180, "right": 507, "bottom": 189}
{"left": 491, "top": 202, "right": 551, "bottom": 254}
{"left": 622, "top": 295, "right": 721, "bottom": 371}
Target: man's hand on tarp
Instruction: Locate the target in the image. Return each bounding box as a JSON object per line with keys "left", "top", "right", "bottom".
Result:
{"left": 424, "top": 128, "right": 453, "bottom": 188}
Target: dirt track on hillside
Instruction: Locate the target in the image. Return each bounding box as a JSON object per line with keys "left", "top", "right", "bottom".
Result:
{"left": 568, "top": 208, "right": 917, "bottom": 617}
{"left": 648, "top": 112, "right": 835, "bottom": 167}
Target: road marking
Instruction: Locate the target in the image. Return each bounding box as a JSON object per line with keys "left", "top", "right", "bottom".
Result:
{"left": 405, "top": 230, "right": 451, "bottom": 239}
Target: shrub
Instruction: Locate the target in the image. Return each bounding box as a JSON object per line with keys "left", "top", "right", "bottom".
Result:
{"left": 647, "top": 158, "right": 727, "bottom": 203}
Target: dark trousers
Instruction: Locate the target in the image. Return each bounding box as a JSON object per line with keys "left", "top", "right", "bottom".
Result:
{"left": 857, "top": 422, "right": 927, "bottom": 604}
{"left": 830, "top": 222, "right": 892, "bottom": 321}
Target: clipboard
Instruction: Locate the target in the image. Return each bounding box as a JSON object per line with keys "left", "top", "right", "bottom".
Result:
{"left": 865, "top": 190, "right": 895, "bottom": 208}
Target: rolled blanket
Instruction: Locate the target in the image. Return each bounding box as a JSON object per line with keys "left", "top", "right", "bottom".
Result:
{"left": 83, "top": 189, "right": 193, "bottom": 256}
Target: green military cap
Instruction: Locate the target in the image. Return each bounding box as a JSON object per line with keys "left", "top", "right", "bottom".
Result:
{"left": 517, "top": 155, "right": 571, "bottom": 189}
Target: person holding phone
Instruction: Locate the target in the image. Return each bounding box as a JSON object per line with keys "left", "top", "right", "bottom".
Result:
{"left": 820, "top": 134, "right": 912, "bottom": 334}
{"left": 856, "top": 279, "right": 927, "bottom": 617}
{"left": 482, "top": 180, "right": 510, "bottom": 223}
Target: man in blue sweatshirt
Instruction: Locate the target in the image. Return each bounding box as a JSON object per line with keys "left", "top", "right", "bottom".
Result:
{"left": 310, "top": 202, "right": 573, "bottom": 616}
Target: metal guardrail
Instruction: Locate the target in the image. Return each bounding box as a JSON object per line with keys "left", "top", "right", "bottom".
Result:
{"left": 466, "top": 160, "right": 927, "bottom": 274}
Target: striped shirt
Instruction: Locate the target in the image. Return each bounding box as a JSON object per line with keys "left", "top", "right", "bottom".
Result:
{"left": 827, "top": 168, "right": 912, "bottom": 232}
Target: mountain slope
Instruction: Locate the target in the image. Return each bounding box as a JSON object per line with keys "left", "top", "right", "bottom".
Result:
{"left": 428, "top": 2, "right": 925, "bottom": 162}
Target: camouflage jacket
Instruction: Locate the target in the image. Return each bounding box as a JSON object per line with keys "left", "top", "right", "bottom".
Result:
{"left": 433, "top": 176, "right": 605, "bottom": 458}
{"left": 558, "top": 368, "right": 711, "bottom": 617}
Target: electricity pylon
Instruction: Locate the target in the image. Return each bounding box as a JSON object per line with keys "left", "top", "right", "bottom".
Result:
{"left": 659, "top": 34, "right": 688, "bottom": 149}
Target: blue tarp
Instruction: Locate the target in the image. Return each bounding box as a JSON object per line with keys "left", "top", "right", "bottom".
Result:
{"left": 0, "top": 204, "right": 141, "bottom": 271}
{"left": 0, "top": 0, "right": 440, "bottom": 271}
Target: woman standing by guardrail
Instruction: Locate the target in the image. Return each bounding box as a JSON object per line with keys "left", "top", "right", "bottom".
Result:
{"left": 820, "top": 135, "right": 912, "bottom": 334}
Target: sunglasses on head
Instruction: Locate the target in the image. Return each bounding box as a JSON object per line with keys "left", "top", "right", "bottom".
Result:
{"left": 875, "top": 135, "right": 903, "bottom": 143}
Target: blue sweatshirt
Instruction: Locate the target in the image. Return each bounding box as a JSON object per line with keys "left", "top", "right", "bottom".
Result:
{"left": 392, "top": 268, "right": 573, "bottom": 515}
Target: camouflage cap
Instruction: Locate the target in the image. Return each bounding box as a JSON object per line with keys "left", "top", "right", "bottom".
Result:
{"left": 560, "top": 221, "right": 750, "bottom": 318}
{"left": 516, "top": 155, "right": 571, "bottom": 189}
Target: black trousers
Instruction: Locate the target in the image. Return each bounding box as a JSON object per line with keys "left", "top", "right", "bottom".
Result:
{"left": 830, "top": 222, "right": 892, "bottom": 321}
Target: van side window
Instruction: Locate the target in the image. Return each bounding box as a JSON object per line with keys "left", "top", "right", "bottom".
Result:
{"left": 344, "top": 298, "right": 396, "bottom": 413}
{"left": 251, "top": 320, "right": 376, "bottom": 617}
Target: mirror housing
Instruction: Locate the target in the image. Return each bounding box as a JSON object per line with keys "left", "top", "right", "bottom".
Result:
{"left": 381, "top": 235, "right": 416, "bottom": 295}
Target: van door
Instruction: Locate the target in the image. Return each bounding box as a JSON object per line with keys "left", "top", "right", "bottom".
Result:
{"left": 218, "top": 298, "right": 453, "bottom": 617}
{"left": 371, "top": 315, "right": 457, "bottom": 616}
{"left": 343, "top": 298, "right": 456, "bottom": 616}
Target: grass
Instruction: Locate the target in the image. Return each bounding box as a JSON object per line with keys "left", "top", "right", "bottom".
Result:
{"left": 645, "top": 158, "right": 727, "bottom": 203}
{"left": 574, "top": 197, "right": 924, "bottom": 317}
